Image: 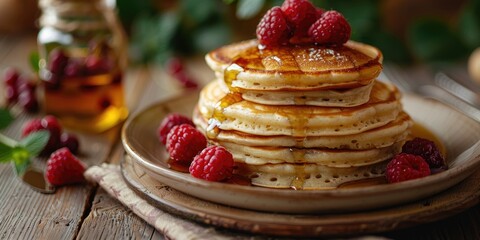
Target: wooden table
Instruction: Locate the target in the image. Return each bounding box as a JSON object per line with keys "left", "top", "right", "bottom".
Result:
{"left": 0, "top": 34, "right": 479, "bottom": 240}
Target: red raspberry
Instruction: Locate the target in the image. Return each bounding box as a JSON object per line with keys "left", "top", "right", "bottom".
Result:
{"left": 402, "top": 137, "right": 446, "bottom": 169}
{"left": 22, "top": 115, "right": 62, "bottom": 155}
{"left": 308, "top": 10, "right": 351, "bottom": 45}
{"left": 166, "top": 124, "right": 207, "bottom": 164}
{"left": 3, "top": 67, "right": 19, "bottom": 87}
{"left": 158, "top": 113, "right": 195, "bottom": 145}
{"left": 46, "top": 147, "right": 86, "bottom": 186}
{"left": 189, "top": 146, "right": 234, "bottom": 182}
{"left": 281, "top": 0, "right": 318, "bottom": 39}
{"left": 385, "top": 153, "right": 431, "bottom": 183}
{"left": 256, "top": 6, "right": 292, "bottom": 46}
{"left": 48, "top": 48, "right": 69, "bottom": 75}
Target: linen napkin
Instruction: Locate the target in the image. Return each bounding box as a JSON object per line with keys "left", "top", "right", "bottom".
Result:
{"left": 84, "top": 163, "right": 390, "bottom": 240}
{"left": 84, "top": 164, "right": 239, "bottom": 240}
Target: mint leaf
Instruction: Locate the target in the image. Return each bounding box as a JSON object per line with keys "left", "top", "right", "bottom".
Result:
{"left": 19, "top": 130, "right": 49, "bottom": 157}
{"left": 0, "top": 142, "right": 13, "bottom": 162}
{"left": 11, "top": 146, "right": 31, "bottom": 175}
{"left": 29, "top": 51, "right": 40, "bottom": 73}
{"left": 237, "top": 0, "right": 265, "bottom": 19}
{"left": 0, "top": 108, "right": 14, "bottom": 129}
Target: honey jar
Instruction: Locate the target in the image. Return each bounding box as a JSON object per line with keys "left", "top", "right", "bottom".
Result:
{"left": 37, "top": 0, "right": 128, "bottom": 132}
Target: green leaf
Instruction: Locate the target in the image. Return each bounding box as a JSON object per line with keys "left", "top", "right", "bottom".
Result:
{"left": 363, "top": 30, "right": 411, "bottom": 64}
{"left": 19, "top": 130, "right": 50, "bottom": 157}
{"left": 192, "top": 22, "right": 232, "bottom": 53}
{"left": 458, "top": 1, "right": 480, "bottom": 50}
{"left": 0, "top": 108, "right": 14, "bottom": 129}
{"left": 11, "top": 146, "right": 31, "bottom": 175}
{"left": 0, "top": 142, "right": 13, "bottom": 162}
{"left": 409, "top": 19, "right": 468, "bottom": 62}
{"left": 236, "top": 0, "right": 265, "bottom": 19}
{"left": 223, "top": 0, "right": 236, "bottom": 4}
{"left": 181, "top": 0, "right": 218, "bottom": 23}
{"left": 29, "top": 51, "right": 40, "bottom": 73}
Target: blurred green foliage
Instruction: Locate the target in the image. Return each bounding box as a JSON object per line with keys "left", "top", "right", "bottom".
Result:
{"left": 117, "top": 0, "right": 480, "bottom": 65}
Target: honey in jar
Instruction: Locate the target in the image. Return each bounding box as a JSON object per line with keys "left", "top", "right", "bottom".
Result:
{"left": 37, "top": 0, "right": 128, "bottom": 132}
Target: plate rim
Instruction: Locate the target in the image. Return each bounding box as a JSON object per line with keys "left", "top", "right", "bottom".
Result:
{"left": 121, "top": 94, "right": 480, "bottom": 209}
{"left": 120, "top": 152, "right": 480, "bottom": 237}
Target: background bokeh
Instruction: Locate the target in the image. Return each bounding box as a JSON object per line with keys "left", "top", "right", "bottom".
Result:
{"left": 1, "top": 0, "right": 479, "bottom": 65}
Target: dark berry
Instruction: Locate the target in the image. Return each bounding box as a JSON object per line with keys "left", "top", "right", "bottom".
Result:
{"left": 308, "top": 10, "right": 351, "bottom": 45}
{"left": 85, "top": 56, "right": 112, "bottom": 74}
{"left": 60, "top": 133, "right": 80, "bottom": 154}
{"left": 22, "top": 116, "right": 62, "bottom": 156}
{"left": 386, "top": 153, "right": 431, "bottom": 183}
{"left": 166, "top": 124, "right": 207, "bottom": 164}
{"left": 189, "top": 146, "right": 234, "bottom": 182}
{"left": 18, "top": 91, "right": 39, "bottom": 113}
{"left": 5, "top": 85, "right": 18, "bottom": 105}
{"left": 158, "top": 113, "right": 195, "bottom": 145}
{"left": 256, "top": 6, "right": 292, "bottom": 46}
{"left": 64, "top": 59, "right": 85, "bottom": 78}
{"left": 48, "top": 48, "right": 69, "bottom": 75}
{"left": 402, "top": 137, "right": 446, "bottom": 169}
{"left": 18, "top": 80, "right": 36, "bottom": 93}
{"left": 99, "top": 97, "right": 111, "bottom": 109}
{"left": 3, "top": 68, "right": 19, "bottom": 87}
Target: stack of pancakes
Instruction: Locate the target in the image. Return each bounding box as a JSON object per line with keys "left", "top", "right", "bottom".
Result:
{"left": 193, "top": 39, "right": 413, "bottom": 189}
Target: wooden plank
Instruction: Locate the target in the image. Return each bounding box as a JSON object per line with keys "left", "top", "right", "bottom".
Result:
{"left": 0, "top": 124, "right": 115, "bottom": 239}
{"left": 76, "top": 188, "right": 161, "bottom": 240}
{"left": 77, "top": 143, "right": 163, "bottom": 240}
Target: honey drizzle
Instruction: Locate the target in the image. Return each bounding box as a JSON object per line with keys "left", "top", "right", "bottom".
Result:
{"left": 206, "top": 42, "right": 387, "bottom": 190}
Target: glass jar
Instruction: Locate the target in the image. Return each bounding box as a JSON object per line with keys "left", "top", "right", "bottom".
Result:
{"left": 37, "top": 0, "right": 128, "bottom": 132}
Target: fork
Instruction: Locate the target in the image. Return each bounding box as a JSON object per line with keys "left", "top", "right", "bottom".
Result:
{"left": 382, "top": 64, "right": 480, "bottom": 122}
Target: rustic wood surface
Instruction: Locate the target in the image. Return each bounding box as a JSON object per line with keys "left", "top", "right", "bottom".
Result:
{"left": 0, "top": 34, "right": 479, "bottom": 240}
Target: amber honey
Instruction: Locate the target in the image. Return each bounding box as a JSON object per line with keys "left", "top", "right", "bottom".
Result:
{"left": 42, "top": 70, "right": 128, "bottom": 133}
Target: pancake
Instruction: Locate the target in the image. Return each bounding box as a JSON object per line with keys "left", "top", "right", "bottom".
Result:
{"left": 197, "top": 79, "right": 402, "bottom": 137}
{"left": 220, "top": 79, "right": 375, "bottom": 107}
{"left": 194, "top": 110, "right": 412, "bottom": 150}
{"left": 206, "top": 39, "right": 383, "bottom": 91}
{"left": 214, "top": 141, "right": 403, "bottom": 167}
{"left": 235, "top": 161, "right": 387, "bottom": 190}
{"left": 193, "top": 37, "right": 411, "bottom": 190}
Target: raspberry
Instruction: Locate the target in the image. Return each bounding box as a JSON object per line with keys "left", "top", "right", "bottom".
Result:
{"left": 48, "top": 48, "right": 69, "bottom": 75}
{"left": 189, "top": 146, "right": 234, "bottom": 182}
{"left": 64, "top": 59, "right": 85, "bottom": 78}
{"left": 385, "top": 153, "right": 431, "bottom": 183}
{"left": 85, "top": 55, "right": 112, "bottom": 75}
{"left": 158, "top": 114, "right": 195, "bottom": 145}
{"left": 166, "top": 124, "right": 207, "bottom": 164}
{"left": 18, "top": 90, "right": 39, "bottom": 113}
{"left": 402, "top": 137, "right": 446, "bottom": 169}
{"left": 46, "top": 147, "right": 86, "bottom": 186}
{"left": 3, "top": 67, "right": 19, "bottom": 87}
{"left": 308, "top": 10, "right": 351, "bottom": 45}
{"left": 256, "top": 6, "right": 291, "bottom": 46}
{"left": 22, "top": 115, "right": 62, "bottom": 155}
{"left": 281, "top": 0, "right": 318, "bottom": 39}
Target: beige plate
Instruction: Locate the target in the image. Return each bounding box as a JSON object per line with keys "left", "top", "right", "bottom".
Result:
{"left": 121, "top": 153, "right": 480, "bottom": 237}
{"left": 121, "top": 92, "right": 480, "bottom": 214}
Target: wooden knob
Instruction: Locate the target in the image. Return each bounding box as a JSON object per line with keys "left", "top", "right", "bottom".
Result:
{"left": 469, "top": 47, "right": 480, "bottom": 84}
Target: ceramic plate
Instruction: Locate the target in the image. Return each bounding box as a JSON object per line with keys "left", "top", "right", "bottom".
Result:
{"left": 121, "top": 93, "right": 480, "bottom": 214}
{"left": 121, "top": 153, "right": 480, "bottom": 237}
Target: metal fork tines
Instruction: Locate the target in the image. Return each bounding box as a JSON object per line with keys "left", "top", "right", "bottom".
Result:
{"left": 383, "top": 64, "right": 480, "bottom": 122}
{"left": 434, "top": 72, "right": 480, "bottom": 109}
